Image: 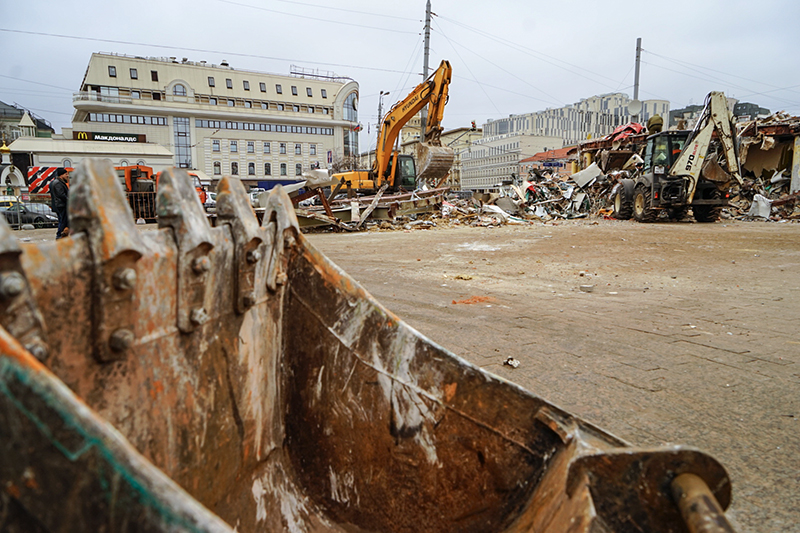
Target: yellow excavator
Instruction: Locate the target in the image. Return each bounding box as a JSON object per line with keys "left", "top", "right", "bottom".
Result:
{"left": 334, "top": 60, "right": 455, "bottom": 193}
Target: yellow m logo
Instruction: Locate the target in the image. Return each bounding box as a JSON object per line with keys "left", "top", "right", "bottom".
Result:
{"left": 77, "top": 132, "right": 89, "bottom": 140}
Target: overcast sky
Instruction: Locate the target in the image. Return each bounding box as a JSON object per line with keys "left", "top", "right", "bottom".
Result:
{"left": 2, "top": 0, "right": 799, "bottom": 153}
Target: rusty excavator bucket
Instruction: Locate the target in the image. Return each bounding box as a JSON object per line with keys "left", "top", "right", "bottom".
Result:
{"left": 415, "top": 141, "right": 455, "bottom": 188}
{"left": 0, "top": 159, "right": 736, "bottom": 532}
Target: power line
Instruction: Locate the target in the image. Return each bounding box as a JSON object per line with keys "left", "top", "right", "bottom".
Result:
{"left": 437, "top": 15, "right": 626, "bottom": 91}
{"left": 432, "top": 20, "right": 502, "bottom": 116}
{"left": 0, "top": 28, "right": 416, "bottom": 77}
{"left": 644, "top": 49, "right": 800, "bottom": 98}
{"left": 0, "top": 73, "right": 75, "bottom": 92}
{"left": 237, "top": 0, "right": 419, "bottom": 21}
{"left": 214, "top": 0, "right": 417, "bottom": 34}
{"left": 433, "top": 19, "right": 558, "bottom": 110}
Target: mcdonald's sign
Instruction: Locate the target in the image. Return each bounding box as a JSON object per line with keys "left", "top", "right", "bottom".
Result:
{"left": 73, "top": 132, "right": 146, "bottom": 142}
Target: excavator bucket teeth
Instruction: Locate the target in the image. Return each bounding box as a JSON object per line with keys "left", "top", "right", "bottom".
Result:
{"left": 415, "top": 142, "right": 455, "bottom": 187}
{"left": 0, "top": 159, "right": 737, "bottom": 532}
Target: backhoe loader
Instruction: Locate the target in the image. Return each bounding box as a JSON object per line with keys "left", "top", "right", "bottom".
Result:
{"left": 333, "top": 60, "right": 455, "bottom": 193}
{"left": 611, "top": 91, "right": 742, "bottom": 222}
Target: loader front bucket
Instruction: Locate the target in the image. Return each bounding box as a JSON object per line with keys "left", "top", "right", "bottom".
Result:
{"left": 0, "top": 159, "right": 736, "bottom": 532}
{"left": 415, "top": 142, "right": 455, "bottom": 187}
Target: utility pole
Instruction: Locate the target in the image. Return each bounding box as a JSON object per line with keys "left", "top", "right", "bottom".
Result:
{"left": 420, "top": 0, "right": 432, "bottom": 142}
{"left": 632, "top": 37, "right": 642, "bottom": 123}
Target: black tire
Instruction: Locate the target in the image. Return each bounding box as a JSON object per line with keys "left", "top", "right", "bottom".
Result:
{"left": 611, "top": 184, "right": 633, "bottom": 220}
{"left": 668, "top": 207, "right": 689, "bottom": 221}
{"left": 693, "top": 187, "right": 722, "bottom": 223}
{"left": 633, "top": 183, "right": 657, "bottom": 223}
{"left": 33, "top": 217, "right": 46, "bottom": 229}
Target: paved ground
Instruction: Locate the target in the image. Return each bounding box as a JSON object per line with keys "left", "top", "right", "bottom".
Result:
{"left": 306, "top": 218, "right": 800, "bottom": 533}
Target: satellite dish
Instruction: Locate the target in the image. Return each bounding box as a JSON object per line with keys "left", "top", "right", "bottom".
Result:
{"left": 628, "top": 99, "right": 643, "bottom": 116}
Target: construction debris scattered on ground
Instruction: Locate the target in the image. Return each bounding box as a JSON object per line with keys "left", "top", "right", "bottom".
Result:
{"left": 300, "top": 113, "right": 800, "bottom": 232}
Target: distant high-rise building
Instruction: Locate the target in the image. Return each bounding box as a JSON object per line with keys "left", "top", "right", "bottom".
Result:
{"left": 481, "top": 93, "right": 670, "bottom": 146}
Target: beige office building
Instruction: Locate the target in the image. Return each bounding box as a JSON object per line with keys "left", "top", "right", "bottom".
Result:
{"left": 69, "top": 53, "right": 360, "bottom": 187}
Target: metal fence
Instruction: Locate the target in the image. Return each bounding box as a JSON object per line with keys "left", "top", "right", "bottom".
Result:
{"left": 0, "top": 192, "right": 160, "bottom": 230}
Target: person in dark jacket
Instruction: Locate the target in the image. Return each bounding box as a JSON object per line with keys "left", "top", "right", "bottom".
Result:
{"left": 50, "top": 168, "right": 70, "bottom": 239}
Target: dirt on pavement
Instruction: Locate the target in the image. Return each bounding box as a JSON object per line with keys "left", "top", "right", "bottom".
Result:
{"left": 307, "top": 218, "right": 800, "bottom": 533}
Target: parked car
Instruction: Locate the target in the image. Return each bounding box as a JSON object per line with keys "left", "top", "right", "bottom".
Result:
{"left": 204, "top": 191, "right": 216, "bottom": 211}
{"left": 0, "top": 203, "right": 59, "bottom": 229}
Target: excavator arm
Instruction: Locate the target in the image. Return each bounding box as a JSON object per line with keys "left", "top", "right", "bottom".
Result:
{"left": 373, "top": 60, "right": 454, "bottom": 187}
{"left": 670, "top": 91, "right": 743, "bottom": 202}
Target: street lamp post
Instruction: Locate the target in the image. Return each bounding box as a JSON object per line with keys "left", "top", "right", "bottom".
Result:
{"left": 377, "top": 91, "right": 389, "bottom": 151}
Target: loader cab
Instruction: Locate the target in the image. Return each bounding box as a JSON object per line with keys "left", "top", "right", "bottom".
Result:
{"left": 642, "top": 131, "right": 689, "bottom": 176}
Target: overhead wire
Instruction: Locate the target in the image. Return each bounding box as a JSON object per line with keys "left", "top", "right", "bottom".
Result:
{"left": 434, "top": 18, "right": 561, "bottom": 110}
{"left": 0, "top": 28, "right": 417, "bottom": 77}
{"left": 214, "top": 0, "right": 417, "bottom": 34}
{"left": 437, "top": 15, "right": 627, "bottom": 91}
{"left": 431, "top": 19, "right": 503, "bottom": 116}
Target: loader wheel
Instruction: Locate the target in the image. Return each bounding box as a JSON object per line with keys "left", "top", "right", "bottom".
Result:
{"left": 611, "top": 184, "right": 633, "bottom": 220}
{"left": 694, "top": 187, "right": 722, "bottom": 223}
{"left": 633, "top": 184, "right": 657, "bottom": 223}
{"left": 669, "top": 207, "right": 689, "bottom": 221}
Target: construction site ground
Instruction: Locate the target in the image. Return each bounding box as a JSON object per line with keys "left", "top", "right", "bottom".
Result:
{"left": 17, "top": 219, "right": 798, "bottom": 532}
{"left": 306, "top": 219, "right": 800, "bottom": 533}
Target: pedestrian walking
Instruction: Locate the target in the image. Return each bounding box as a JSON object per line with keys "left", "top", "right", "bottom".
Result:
{"left": 50, "top": 168, "right": 70, "bottom": 240}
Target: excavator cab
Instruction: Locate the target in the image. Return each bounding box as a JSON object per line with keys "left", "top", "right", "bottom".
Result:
{"left": 384, "top": 153, "right": 417, "bottom": 190}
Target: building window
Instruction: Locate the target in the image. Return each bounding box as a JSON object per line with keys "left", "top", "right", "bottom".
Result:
{"left": 226, "top": 78, "right": 233, "bottom": 89}
{"left": 213, "top": 161, "right": 221, "bottom": 175}
{"left": 308, "top": 107, "right": 314, "bottom": 113}
{"left": 264, "top": 163, "right": 271, "bottom": 175}
{"left": 310, "top": 144, "right": 316, "bottom": 156}
{"left": 152, "top": 92, "right": 161, "bottom": 101}
{"left": 173, "top": 84, "right": 186, "bottom": 96}
{"left": 321, "top": 89, "right": 327, "bottom": 98}
{"left": 230, "top": 141, "right": 238, "bottom": 153}
{"left": 291, "top": 86, "right": 298, "bottom": 96}
{"left": 247, "top": 141, "right": 254, "bottom": 153}
{"left": 245, "top": 101, "right": 252, "bottom": 108}
{"left": 263, "top": 142, "right": 270, "bottom": 154}
{"left": 209, "top": 97, "right": 217, "bottom": 105}
{"left": 108, "top": 66, "right": 116, "bottom": 77}
{"left": 243, "top": 80, "right": 250, "bottom": 91}
{"left": 212, "top": 139, "right": 220, "bottom": 152}
{"left": 261, "top": 102, "right": 268, "bottom": 110}
{"left": 280, "top": 143, "right": 286, "bottom": 154}
{"left": 295, "top": 163, "right": 302, "bottom": 176}
{"left": 275, "top": 84, "right": 282, "bottom": 94}
{"left": 208, "top": 77, "right": 215, "bottom": 87}
{"left": 231, "top": 162, "right": 238, "bottom": 175}
{"left": 277, "top": 103, "right": 284, "bottom": 111}
{"left": 63, "top": 159, "right": 72, "bottom": 168}
{"left": 173, "top": 117, "right": 192, "bottom": 168}
{"left": 323, "top": 108, "right": 329, "bottom": 114}
{"left": 248, "top": 162, "right": 255, "bottom": 175}
{"left": 293, "top": 105, "right": 299, "bottom": 112}
{"left": 280, "top": 163, "right": 287, "bottom": 176}
{"left": 295, "top": 143, "right": 302, "bottom": 155}
{"left": 151, "top": 70, "right": 158, "bottom": 82}
{"left": 227, "top": 99, "right": 235, "bottom": 107}
{"left": 131, "top": 91, "right": 140, "bottom": 99}
{"left": 259, "top": 82, "right": 266, "bottom": 92}
{"left": 306, "top": 87, "right": 312, "bottom": 97}
{"left": 130, "top": 68, "right": 138, "bottom": 79}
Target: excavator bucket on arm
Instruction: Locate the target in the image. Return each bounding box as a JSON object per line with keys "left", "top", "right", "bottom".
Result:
{"left": 0, "top": 159, "right": 736, "bottom": 532}
{"left": 415, "top": 141, "right": 455, "bottom": 187}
